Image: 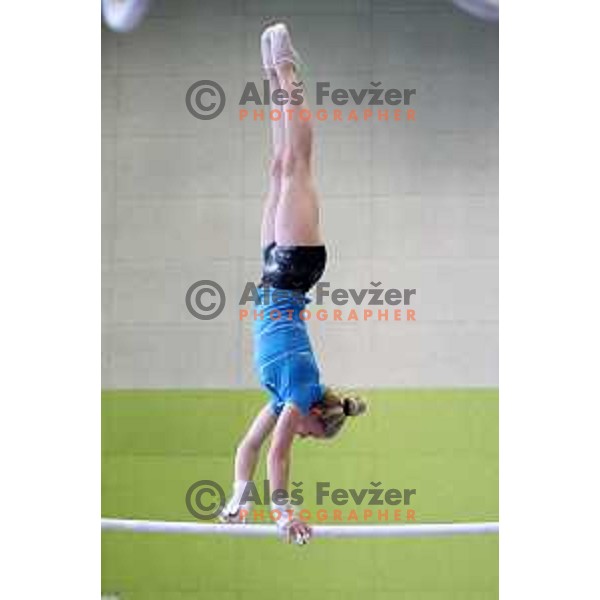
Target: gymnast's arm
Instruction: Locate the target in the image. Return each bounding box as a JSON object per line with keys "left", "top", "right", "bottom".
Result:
{"left": 268, "top": 404, "right": 312, "bottom": 542}
{"left": 235, "top": 405, "right": 277, "bottom": 481}
{"left": 220, "top": 406, "right": 276, "bottom": 522}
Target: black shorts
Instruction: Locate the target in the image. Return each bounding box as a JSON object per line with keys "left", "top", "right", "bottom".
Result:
{"left": 260, "top": 243, "right": 327, "bottom": 292}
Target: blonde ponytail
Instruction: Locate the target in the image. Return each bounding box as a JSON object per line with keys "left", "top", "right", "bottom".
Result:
{"left": 317, "top": 388, "right": 367, "bottom": 439}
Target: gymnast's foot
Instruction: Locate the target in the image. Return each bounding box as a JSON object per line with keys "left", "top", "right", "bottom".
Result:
{"left": 260, "top": 25, "right": 275, "bottom": 76}
{"left": 264, "top": 22, "right": 301, "bottom": 70}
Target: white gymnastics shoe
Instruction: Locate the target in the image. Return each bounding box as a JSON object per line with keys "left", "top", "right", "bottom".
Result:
{"left": 260, "top": 26, "right": 275, "bottom": 76}
{"left": 266, "top": 22, "right": 301, "bottom": 69}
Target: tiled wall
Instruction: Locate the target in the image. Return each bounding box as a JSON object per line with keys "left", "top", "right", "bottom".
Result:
{"left": 102, "top": 0, "right": 498, "bottom": 388}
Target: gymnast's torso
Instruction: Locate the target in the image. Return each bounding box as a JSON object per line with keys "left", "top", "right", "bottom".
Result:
{"left": 253, "top": 243, "right": 327, "bottom": 416}
{"left": 253, "top": 287, "right": 313, "bottom": 366}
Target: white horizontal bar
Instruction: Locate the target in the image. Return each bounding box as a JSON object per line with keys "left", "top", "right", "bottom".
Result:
{"left": 101, "top": 518, "right": 498, "bottom": 538}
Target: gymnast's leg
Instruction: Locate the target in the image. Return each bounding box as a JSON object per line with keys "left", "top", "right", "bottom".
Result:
{"left": 270, "top": 25, "right": 323, "bottom": 247}
{"left": 260, "top": 29, "right": 286, "bottom": 249}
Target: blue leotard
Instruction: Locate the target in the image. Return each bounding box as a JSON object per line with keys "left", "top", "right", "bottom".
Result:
{"left": 253, "top": 287, "right": 324, "bottom": 416}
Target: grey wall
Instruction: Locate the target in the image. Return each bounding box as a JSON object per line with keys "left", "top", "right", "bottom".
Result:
{"left": 102, "top": 0, "right": 498, "bottom": 389}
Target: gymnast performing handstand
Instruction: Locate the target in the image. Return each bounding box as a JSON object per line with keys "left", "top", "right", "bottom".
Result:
{"left": 220, "top": 23, "right": 367, "bottom": 544}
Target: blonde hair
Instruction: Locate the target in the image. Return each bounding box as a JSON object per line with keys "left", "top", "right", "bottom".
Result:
{"left": 314, "top": 387, "right": 367, "bottom": 439}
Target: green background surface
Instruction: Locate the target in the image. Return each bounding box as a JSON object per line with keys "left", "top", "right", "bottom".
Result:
{"left": 102, "top": 389, "right": 498, "bottom": 599}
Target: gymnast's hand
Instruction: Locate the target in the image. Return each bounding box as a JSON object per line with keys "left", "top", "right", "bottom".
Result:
{"left": 282, "top": 517, "right": 312, "bottom": 545}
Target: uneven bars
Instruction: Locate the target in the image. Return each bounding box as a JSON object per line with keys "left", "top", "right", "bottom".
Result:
{"left": 101, "top": 518, "right": 499, "bottom": 538}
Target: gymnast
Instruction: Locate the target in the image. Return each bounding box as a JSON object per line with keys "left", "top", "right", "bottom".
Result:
{"left": 219, "top": 23, "right": 367, "bottom": 545}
